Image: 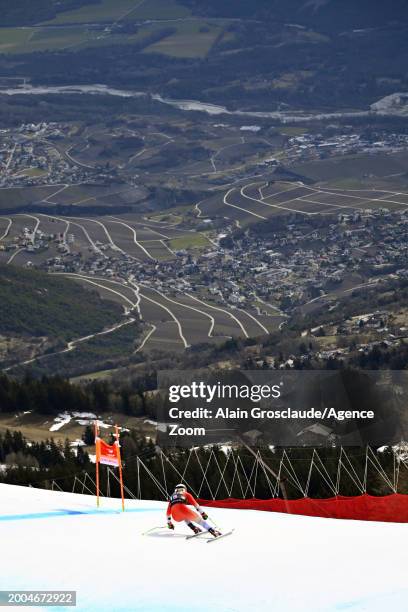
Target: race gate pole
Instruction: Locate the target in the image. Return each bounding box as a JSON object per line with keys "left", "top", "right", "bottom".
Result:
{"left": 115, "top": 425, "right": 125, "bottom": 512}
{"left": 94, "top": 420, "right": 100, "bottom": 508}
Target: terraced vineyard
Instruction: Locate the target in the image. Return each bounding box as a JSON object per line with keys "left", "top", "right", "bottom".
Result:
{"left": 3, "top": 174, "right": 405, "bottom": 373}
{"left": 200, "top": 180, "right": 408, "bottom": 225}
{"left": 0, "top": 192, "right": 286, "bottom": 373}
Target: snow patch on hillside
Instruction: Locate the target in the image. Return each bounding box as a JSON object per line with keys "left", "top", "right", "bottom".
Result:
{"left": 49, "top": 413, "right": 71, "bottom": 431}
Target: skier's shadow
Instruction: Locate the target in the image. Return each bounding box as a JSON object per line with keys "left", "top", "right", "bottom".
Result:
{"left": 146, "top": 531, "right": 187, "bottom": 539}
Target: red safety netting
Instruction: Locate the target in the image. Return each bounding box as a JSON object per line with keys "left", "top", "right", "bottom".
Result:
{"left": 198, "top": 494, "right": 408, "bottom": 523}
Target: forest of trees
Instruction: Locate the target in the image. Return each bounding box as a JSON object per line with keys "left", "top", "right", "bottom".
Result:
{"left": 0, "top": 372, "right": 155, "bottom": 417}
{"left": 0, "top": 429, "right": 89, "bottom": 475}
{"left": 1, "top": 428, "right": 405, "bottom": 501}
{"left": 0, "top": 363, "right": 406, "bottom": 501}
{"left": 0, "top": 0, "right": 99, "bottom": 26}
{"left": 0, "top": 264, "right": 123, "bottom": 340}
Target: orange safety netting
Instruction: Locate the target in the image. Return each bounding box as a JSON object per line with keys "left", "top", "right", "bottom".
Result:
{"left": 198, "top": 494, "right": 408, "bottom": 523}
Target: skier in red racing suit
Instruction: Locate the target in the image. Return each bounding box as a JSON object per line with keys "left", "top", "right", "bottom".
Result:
{"left": 167, "top": 483, "right": 221, "bottom": 537}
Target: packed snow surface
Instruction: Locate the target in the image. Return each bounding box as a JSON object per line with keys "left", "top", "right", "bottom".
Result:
{"left": 0, "top": 484, "right": 407, "bottom": 612}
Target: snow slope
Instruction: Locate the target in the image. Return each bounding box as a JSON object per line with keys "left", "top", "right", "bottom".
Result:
{"left": 0, "top": 484, "right": 407, "bottom": 612}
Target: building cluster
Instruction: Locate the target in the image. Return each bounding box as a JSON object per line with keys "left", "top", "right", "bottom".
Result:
{"left": 0, "top": 122, "right": 109, "bottom": 188}
{"left": 32, "top": 208, "right": 407, "bottom": 344}
{"left": 284, "top": 131, "right": 408, "bottom": 163}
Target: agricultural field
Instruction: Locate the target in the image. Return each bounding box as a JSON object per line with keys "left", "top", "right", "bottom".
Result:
{"left": 199, "top": 179, "right": 408, "bottom": 227}
{"left": 0, "top": 186, "right": 60, "bottom": 212}
{"left": 144, "top": 20, "right": 229, "bottom": 59}
{"left": 0, "top": 0, "right": 225, "bottom": 58}
{"left": 123, "top": 0, "right": 190, "bottom": 20}
{"left": 169, "top": 233, "right": 209, "bottom": 251}
{"left": 0, "top": 211, "right": 198, "bottom": 263}
{"left": 0, "top": 23, "right": 156, "bottom": 55}
{"left": 0, "top": 182, "right": 147, "bottom": 214}
{"left": 0, "top": 26, "right": 96, "bottom": 54}
{"left": 292, "top": 152, "right": 408, "bottom": 186}
{"left": 14, "top": 168, "right": 48, "bottom": 179}
{"left": 41, "top": 0, "right": 190, "bottom": 25}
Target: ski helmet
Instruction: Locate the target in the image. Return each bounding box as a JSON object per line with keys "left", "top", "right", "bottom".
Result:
{"left": 174, "top": 483, "right": 187, "bottom": 493}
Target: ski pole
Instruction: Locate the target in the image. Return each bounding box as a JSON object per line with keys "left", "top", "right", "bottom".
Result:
{"left": 142, "top": 525, "right": 168, "bottom": 536}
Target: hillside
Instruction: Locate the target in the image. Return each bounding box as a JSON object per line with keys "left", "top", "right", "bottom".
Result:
{"left": 1, "top": 484, "right": 407, "bottom": 612}
{"left": 1, "top": 0, "right": 406, "bottom": 113}
{"left": 0, "top": 0, "right": 100, "bottom": 26}
{"left": 183, "top": 0, "right": 408, "bottom": 31}
{"left": 0, "top": 264, "right": 123, "bottom": 339}
{"left": 3, "top": 0, "right": 407, "bottom": 31}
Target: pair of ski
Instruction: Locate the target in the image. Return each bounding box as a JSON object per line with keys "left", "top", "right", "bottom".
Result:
{"left": 142, "top": 525, "right": 234, "bottom": 542}
{"left": 186, "top": 528, "right": 235, "bottom": 543}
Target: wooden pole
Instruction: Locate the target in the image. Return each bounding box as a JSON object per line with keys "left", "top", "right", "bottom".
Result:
{"left": 115, "top": 425, "right": 125, "bottom": 512}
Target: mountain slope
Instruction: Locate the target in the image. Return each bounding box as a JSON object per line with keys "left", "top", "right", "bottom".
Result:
{"left": 0, "top": 484, "right": 407, "bottom": 612}
{"left": 182, "top": 0, "right": 408, "bottom": 31}
{"left": 0, "top": 0, "right": 99, "bottom": 26}
{"left": 0, "top": 264, "right": 123, "bottom": 340}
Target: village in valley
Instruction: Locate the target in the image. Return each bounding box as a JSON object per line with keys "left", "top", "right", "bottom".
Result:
{"left": 1, "top": 3, "right": 408, "bottom": 376}
{"left": 1, "top": 109, "right": 408, "bottom": 373}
